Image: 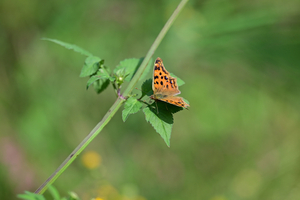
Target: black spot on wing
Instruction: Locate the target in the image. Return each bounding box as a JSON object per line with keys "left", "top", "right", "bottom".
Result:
{"left": 154, "top": 75, "right": 159, "bottom": 79}
{"left": 160, "top": 81, "right": 163, "bottom": 85}
{"left": 161, "top": 67, "right": 167, "bottom": 74}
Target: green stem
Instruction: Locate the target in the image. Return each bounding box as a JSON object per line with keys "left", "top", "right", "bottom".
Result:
{"left": 123, "top": 0, "right": 189, "bottom": 97}
{"left": 35, "top": 0, "right": 188, "bottom": 194}
{"left": 35, "top": 98, "right": 124, "bottom": 194}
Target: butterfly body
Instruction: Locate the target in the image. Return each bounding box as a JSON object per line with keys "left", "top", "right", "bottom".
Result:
{"left": 150, "top": 57, "right": 189, "bottom": 108}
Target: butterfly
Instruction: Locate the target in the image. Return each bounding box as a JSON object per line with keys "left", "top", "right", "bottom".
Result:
{"left": 150, "top": 57, "right": 190, "bottom": 108}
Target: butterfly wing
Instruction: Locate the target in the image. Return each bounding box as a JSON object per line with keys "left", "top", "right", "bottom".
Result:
{"left": 151, "top": 57, "right": 190, "bottom": 108}
{"left": 152, "top": 57, "right": 180, "bottom": 96}
{"left": 159, "top": 96, "right": 190, "bottom": 108}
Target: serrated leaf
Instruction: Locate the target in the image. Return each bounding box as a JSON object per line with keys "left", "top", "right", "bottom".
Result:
{"left": 141, "top": 79, "right": 153, "bottom": 97}
{"left": 86, "top": 76, "right": 101, "bottom": 89}
{"left": 101, "top": 65, "right": 113, "bottom": 80}
{"left": 108, "top": 76, "right": 116, "bottom": 82}
{"left": 115, "top": 68, "right": 128, "bottom": 77}
{"left": 101, "top": 65, "right": 112, "bottom": 77}
{"left": 143, "top": 103, "right": 174, "bottom": 147}
{"left": 80, "top": 56, "right": 102, "bottom": 77}
{"left": 114, "top": 58, "right": 141, "bottom": 81}
{"left": 93, "top": 77, "right": 110, "bottom": 94}
{"left": 140, "top": 58, "right": 153, "bottom": 81}
{"left": 86, "top": 66, "right": 112, "bottom": 90}
{"left": 166, "top": 102, "right": 184, "bottom": 114}
{"left": 170, "top": 73, "right": 185, "bottom": 86}
{"left": 42, "top": 38, "right": 93, "bottom": 57}
{"left": 114, "top": 58, "right": 153, "bottom": 82}
{"left": 122, "top": 97, "right": 143, "bottom": 122}
{"left": 91, "top": 68, "right": 111, "bottom": 93}
{"left": 48, "top": 185, "right": 60, "bottom": 200}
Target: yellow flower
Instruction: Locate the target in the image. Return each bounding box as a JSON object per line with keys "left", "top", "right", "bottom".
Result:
{"left": 93, "top": 198, "right": 104, "bottom": 200}
{"left": 81, "top": 150, "right": 101, "bottom": 169}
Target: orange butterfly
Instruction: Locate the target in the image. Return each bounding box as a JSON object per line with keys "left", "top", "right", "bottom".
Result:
{"left": 150, "top": 57, "right": 189, "bottom": 108}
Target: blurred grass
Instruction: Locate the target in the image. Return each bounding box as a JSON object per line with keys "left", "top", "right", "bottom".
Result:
{"left": 1, "top": 0, "right": 300, "bottom": 199}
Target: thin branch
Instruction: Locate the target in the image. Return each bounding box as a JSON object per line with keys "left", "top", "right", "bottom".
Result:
{"left": 35, "top": 0, "right": 188, "bottom": 194}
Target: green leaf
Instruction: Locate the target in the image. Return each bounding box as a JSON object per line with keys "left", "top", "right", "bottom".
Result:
{"left": 114, "top": 58, "right": 140, "bottom": 82}
{"left": 86, "top": 76, "right": 102, "bottom": 89}
{"left": 86, "top": 67, "right": 113, "bottom": 90}
{"left": 101, "top": 65, "right": 114, "bottom": 81}
{"left": 114, "top": 58, "right": 153, "bottom": 82}
{"left": 170, "top": 73, "right": 185, "bottom": 86}
{"left": 80, "top": 56, "right": 103, "bottom": 77}
{"left": 108, "top": 76, "right": 116, "bottom": 82}
{"left": 17, "top": 191, "right": 46, "bottom": 200}
{"left": 141, "top": 79, "right": 153, "bottom": 98}
{"left": 85, "top": 63, "right": 113, "bottom": 93}
{"left": 143, "top": 102, "right": 174, "bottom": 147}
{"left": 115, "top": 67, "right": 130, "bottom": 80}
{"left": 67, "top": 191, "right": 80, "bottom": 200}
{"left": 42, "top": 38, "right": 93, "bottom": 57}
{"left": 48, "top": 185, "right": 60, "bottom": 200}
{"left": 140, "top": 57, "right": 153, "bottom": 81}
{"left": 93, "top": 76, "right": 110, "bottom": 94}
{"left": 122, "top": 97, "right": 143, "bottom": 122}
{"left": 166, "top": 102, "right": 184, "bottom": 114}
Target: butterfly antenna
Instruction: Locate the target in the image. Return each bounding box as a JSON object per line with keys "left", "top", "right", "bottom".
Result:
{"left": 138, "top": 99, "right": 148, "bottom": 105}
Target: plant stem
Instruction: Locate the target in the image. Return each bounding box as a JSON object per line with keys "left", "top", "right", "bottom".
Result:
{"left": 35, "top": 0, "right": 188, "bottom": 194}
{"left": 35, "top": 97, "right": 124, "bottom": 194}
{"left": 123, "top": 0, "right": 189, "bottom": 97}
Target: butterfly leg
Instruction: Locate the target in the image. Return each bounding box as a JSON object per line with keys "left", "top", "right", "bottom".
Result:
{"left": 155, "top": 100, "right": 159, "bottom": 114}
{"left": 165, "top": 103, "right": 169, "bottom": 111}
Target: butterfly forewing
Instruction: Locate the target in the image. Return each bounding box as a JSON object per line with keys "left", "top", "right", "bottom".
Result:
{"left": 152, "top": 58, "right": 180, "bottom": 95}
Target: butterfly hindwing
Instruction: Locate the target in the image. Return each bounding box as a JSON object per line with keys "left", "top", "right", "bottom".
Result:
{"left": 159, "top": 96, "right": 189, "bottom": 108}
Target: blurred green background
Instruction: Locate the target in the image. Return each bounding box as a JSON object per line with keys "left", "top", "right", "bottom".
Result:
{"left": 1, "top": 0, "right": 300, "bottom": 199}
